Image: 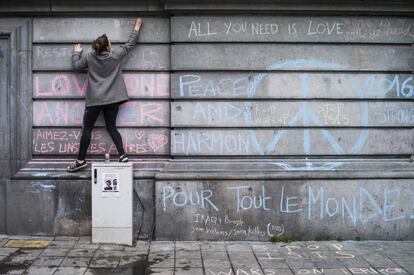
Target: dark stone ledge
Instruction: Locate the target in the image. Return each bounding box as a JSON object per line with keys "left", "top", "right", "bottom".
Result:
{"left": 12, "top": 159, "right": 169, "bottom": 180}
{"left": 156, "top": 159, "right": 414, "bottom": 180}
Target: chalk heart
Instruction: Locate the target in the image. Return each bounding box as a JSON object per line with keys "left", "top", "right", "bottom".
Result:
{"left": 134, "top": 130, "right": 145, "bottom": 140}
{"left": 148, "top": 134, "right": 168, "bottom": 152}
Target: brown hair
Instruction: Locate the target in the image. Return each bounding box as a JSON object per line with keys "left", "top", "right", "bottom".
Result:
{"left": 92, "top": 34, "right": 109, "bottom": 55}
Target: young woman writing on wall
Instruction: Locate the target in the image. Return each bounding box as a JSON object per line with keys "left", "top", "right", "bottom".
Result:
{"left": 67, "top": 17, "right": 143, "bottom": 172}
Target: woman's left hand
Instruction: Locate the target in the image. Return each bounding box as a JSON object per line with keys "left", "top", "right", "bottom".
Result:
{"left": 74, "top": 43, "right": 83, "bottom": 52}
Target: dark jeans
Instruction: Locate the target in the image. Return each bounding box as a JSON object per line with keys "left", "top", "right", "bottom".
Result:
{"left": 77, "top": 102, "right": 125, "bottom": 161}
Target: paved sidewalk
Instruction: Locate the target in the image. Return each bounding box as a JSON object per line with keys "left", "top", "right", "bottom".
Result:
{"left": 0, "top": 235, "right": 413, "bottom": 274}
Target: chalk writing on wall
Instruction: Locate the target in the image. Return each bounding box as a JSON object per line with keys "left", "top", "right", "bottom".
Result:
{"left": 157, "top": 180, "right": 414, "bottom": 241}
{"left": 172, "top": 16, "right": 414, "bottom": 43}
{"left": 171, "top": 129, "right": 411, "bottom": 156}
{"left": 33, "top": 100, "right": 170, "bottom": 127}
{"left": 172, "top": 59, "right": 414, "bottom": 156}
{"left": 173, "top": 101, "right": 414, "bottom": 127}
{"left": 206, "top": 267, "right": 408, "bottom": 275}
{"left": 273, "top": 162, "right": 343, "bottom": 171}
{"left": 33, "top": 128, "right": 169, "bottom": 155}
{"left": 162, "top": 184, "right": 414, "bottom": 223}
{"left": 33, "top": 45, "right": 170, "bottom": 71}
{"left": 31, "top": 17, "right": 172, "bottom": 160}
{"left": 173, "top": 73, "right": 414, "bottom": 99}
{"left": 33, "top": 17, "right": 170, "bottom": 43}
{"left": 34, "top": 73, "right": 170, "bottom": 98}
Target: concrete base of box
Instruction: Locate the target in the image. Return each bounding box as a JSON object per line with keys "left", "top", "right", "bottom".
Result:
{"left": 92, "top": 227, "right": 133, "bottom": 246}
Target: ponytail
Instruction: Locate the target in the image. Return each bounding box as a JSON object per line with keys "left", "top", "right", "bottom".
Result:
{"left": 92, "top": 34, "right": 109, "bottom": 55}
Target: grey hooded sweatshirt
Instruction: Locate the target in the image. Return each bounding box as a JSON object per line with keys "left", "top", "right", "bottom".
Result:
{"left": 71, "top": 29, "right": 140, "bottom": 107}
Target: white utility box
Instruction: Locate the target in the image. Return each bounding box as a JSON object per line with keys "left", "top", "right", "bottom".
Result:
{"left": 91, "top": 162, "right": 133, "bottom": 246}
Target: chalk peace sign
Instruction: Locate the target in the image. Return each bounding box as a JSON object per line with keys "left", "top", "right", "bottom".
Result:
{"left": 247, "top": 59, "right": 369, "bottom": 155}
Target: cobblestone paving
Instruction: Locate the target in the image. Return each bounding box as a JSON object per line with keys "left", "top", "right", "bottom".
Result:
{"left": 0, "top": 235, "right": 413, "bottom": 274}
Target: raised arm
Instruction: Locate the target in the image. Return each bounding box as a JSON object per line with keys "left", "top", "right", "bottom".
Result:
{"left": 112, "top": 17, "right": 142, "bottom": 59}
{"left": 71, "top": 43, "right": 88, "bottom": 72}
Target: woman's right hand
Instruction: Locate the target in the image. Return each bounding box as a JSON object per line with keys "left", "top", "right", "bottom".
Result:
{"left": 134, "top": 18, "right": 143, "bottom": 31}
{"left": 73, "top": 43, "right": 83, "bottom": 53}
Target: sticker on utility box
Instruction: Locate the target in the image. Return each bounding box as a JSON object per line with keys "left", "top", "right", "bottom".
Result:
{"left": 102, "top": 173, "right": 120, "bottom": 197}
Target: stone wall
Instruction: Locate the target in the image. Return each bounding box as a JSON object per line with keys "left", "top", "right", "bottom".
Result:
{"left": 0, "top": 10, "right": 413, "bottom": 239}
